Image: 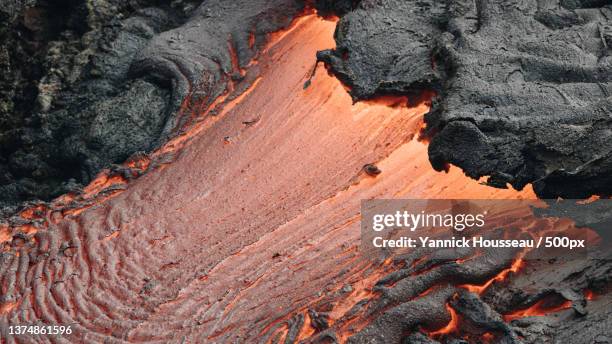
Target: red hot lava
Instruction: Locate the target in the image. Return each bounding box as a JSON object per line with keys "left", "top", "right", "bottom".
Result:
{"left": 503, "top": 298, "right": 573, "bottom": 322}
{"left": 429, "top": 303, "right": 460, "bottom": 337}
{"left": 0, "top": 14, "right": 549, "bottom": 344}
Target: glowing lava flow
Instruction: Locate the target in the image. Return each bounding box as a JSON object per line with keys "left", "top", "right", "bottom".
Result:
{"left": 584, "top": 289, "right": 596, "bottom": 301}
{"left": 0, "top": 15, "right": 537, "bottom": 344}
{"left": 503, "top": 299, "right": 573, "bottom": 322}
{"left": 459, "top": 255, "right": 525, "bottom": 294}
{"left": 429, "top": 303, "right": 460, "bottom": 337}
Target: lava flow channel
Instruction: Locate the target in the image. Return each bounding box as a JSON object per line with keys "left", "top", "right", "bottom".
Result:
{"left": 0, "top": 15, "right": 533, "bottom": 343}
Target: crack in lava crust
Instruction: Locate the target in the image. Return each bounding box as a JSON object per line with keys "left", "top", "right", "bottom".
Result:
{"left": 0, "top": 16, "right": 535, "bottom": 343}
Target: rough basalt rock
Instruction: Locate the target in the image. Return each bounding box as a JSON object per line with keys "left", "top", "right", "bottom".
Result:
{"left": 0, "top": 0, "right": 197, "bottom": 207}
{"left": 319, "top": 0, "right": 612, "bottom": 199}
{"left": 2, "top": 0, "right": 610, "bottom": 206}
{"left": 317, "top": 0, "right": 446, "bottom": 101}
{"left": 309, "top": 247, "right": 612, "bottom": 344}
{"left": 0, "top": 0, "right": 309, "bottom": 208}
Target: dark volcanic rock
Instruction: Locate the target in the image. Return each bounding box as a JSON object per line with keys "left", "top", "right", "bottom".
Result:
{"left": 428, "top": 0, "right": 612, "bottom": 199}
{"left": 130, "top": 0, "right": 307, "bottom": 125}
{"left": 4, "top": 0, "right": 610, "bottom": 206}
{"left": 317, "top": 0, "right": 446, "bottom": 100}
{"left": 313, "top": 0, "right": 362, "bottom": 17}
{"left": 313, "top": 245, "right": 612, "bottom": 344}
{"left": 319, "top": 0, "right": 612, "bottom": 199}
{"left": 0, "top": 0, "right": 192, "bottom": 207}
{"left": 0, "top": 0, "right": 306, "bottom": 207}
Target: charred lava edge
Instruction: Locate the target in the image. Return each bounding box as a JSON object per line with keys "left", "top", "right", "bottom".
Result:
{"left": 316, "top": 0, "right": 612, "bottom": 200}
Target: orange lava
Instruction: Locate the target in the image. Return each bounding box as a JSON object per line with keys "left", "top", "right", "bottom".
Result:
{"left": 295, "top": 312, "right": 316, "bottom": 341}
{"left": 362, "top": 95, "right": 410, "bottom": 108}
{"left": 0, "top": 14, "right": 544, "bottom": 344}
{"left": 584, "top": 289, "right": 596, "bottom": 301}
{"left": 126, "top": 155, "right": 151, "bottom": 170}
{"left": 0, "top": 224, "right": 11, "bottom": 244}
{"left": 416, "top": 286, "right": 436, "bottom": 298}
{"left": 0, "top": 301, "right": 18, "bottom": 315}
{"left": 228, "top": 38, "right": 246, "bottom": 76}
{"left": 503, "top": 298, "right": 572, "bottom": 321}
{"left": 19, "top": 204, "right": 46, "bottom": 220}
{"left": 82, "top": 173, "right": 127, "bottom": 199}
{"left": 459, "top": 257, "right": 524, "bottom": 294}
{"left": 17, "top": 223, "right": 38, "bottom": 235}
{"left": 264, "top": 12, "right": 318, "bottom": 52}
{"left": 482, "top": 332, "right": 495, "bottom": 343}
{"left": 577, "top": 195, "right": 600, "bottom": 204}
{"left": 94, "top": 14, "right": 532, "bottom": 341}
{"left": 248, "top": 31, "right": 256, "bottom": 49}
{"left": 429, "top": 303, "right": 460, "bottom": 337}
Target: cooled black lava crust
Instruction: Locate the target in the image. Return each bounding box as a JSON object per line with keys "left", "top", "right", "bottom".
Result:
{"left": 1, "top": 0, "right": 610, "bottom": 208}
{"left": 0, "top": 0, "right": 195, "bottom": 207}
{"left": 318, "top": 0, "right": 612, "bottom": 199}
{"left": 0, "top": 0, "right": 333, "bottom": 208}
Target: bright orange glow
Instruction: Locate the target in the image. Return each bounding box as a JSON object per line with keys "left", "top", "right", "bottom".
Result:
{"left": 19, "top": 204, "right": 46, "bottom": 220}
{"left": 264, "top": 13, "right": 319, "bottom": 53}
{"left": 0, "top": 301, "right": 18, "bottom": 315}
{"left": 482, "top": 332, "right": 495, "bottom": 343}
{"left": 429, "top": 303, "right": 459, "bottom": 336}
{"left": 102, "top": 231, "right": 121, "bottom": 241}
{"left": 416, "top": 286, "right": 436, "bottom": 298}
{"left": 125, "top": 155, "right": 150, "bottom": 170}
{"left": 295, "top": 312, "right": 316, "bottom": 341}
{"left": 159, "top": 14, "right": 534, "bottom": 342}
{"left": 228, "top": 38, "right": 246, "bottom": 76}
{"left": 329, "top": 263, "right": 390, "bottom": 319}
{"left": 503, "top": 298, "right": 572, "bottom": 321}
{"left": 459, "top": 257, "right": 524, "bottom": 294}
{"left": 584, "top": 289, "right": 596, "bottom": 301}
{"left": 577, "top": 195, "right": 600, "bottom": 204}
{"left": 248, "top": 31, "right": 256, "bottom": 49}
{"left": 18, "top": 223, "right": 38, "bottom": 235}
{"left": 362, "top": 95, "right": 410, "bottom": 108}
{"left": 0, "top": 225, "right": 10, "bottom": 244}
{"left": 82, "top": 173, "right": 127, "bottom": 199}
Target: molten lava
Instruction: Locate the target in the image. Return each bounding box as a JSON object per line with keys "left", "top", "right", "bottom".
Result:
{"left": 459, "top": 256, "right": 524, "bottom": 295}
{"left": 429, "top": 303, "right": 460, "bottom": 337}
{"left": 0, "top": 301, "right": 19, "bottom": 315}
{"left": 503, "top": 298, "right": 573, "bottom": 322}
{"left": 1, "top": 14, "right": 538, "bottom": 344}
{"left": 584, "top": 289, "right": 596, "bottom": 301}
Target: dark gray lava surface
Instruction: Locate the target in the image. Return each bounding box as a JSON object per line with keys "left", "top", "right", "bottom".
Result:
{"left": 1, "top": 0, "right": 197, "bottom": 207}
{"left": 3, "top": 0, "right": 610, "bottom": 207}
{"left": 0, "top": 0, "right": 310, "bottom": 208}
{"left": 319, "top": 0, "right": 612, "bottom": 199}
{"left": 0, "top": 2, "right": 611, "bottom": 344}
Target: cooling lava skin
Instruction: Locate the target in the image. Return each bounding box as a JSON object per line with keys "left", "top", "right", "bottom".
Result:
{"left": 319, "top": 0, "right": 612, "bottom": 199}
{"left": 0, "top": 1, "right": 610, "bottom": 344}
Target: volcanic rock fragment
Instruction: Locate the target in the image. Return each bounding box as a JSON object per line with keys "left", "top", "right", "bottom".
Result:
{"left": 427, "top": 0, "right": 612, "bottom": 199}
{"left": 363, "top": 164, "right": 382, "bottom": 176}
{"left": 319, "top": 0, "right": 612, "bottom": 198}
{"left": 317, "top": 0, "right": 446, "bottom": 100}
{"left": 0, "top": 0, "right": 309, "bottom": 207}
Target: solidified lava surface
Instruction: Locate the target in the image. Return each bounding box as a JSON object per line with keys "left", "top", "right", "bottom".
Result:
{"left": 2, "top": 1, "right": 610, "bottom": 208}
{"left": 1, "top": 1, "right": 611, "bottom": 344}
{"left": 0, "top": 0, "right": 314, "bottom": 208}
{"left": 318, "top": 0, "right": 612, "bottom": 199}
{"left": 0, "top": 14, "right": 542, "bottom": 343}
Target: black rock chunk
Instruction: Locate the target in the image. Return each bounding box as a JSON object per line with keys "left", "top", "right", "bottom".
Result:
{"left": 319, "top": 0, "right": 612, "bottom": 199}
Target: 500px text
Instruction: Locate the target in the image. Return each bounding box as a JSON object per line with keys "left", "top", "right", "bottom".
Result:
{"left": 372, "top": 236, "right": 585, "bottom": 249}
